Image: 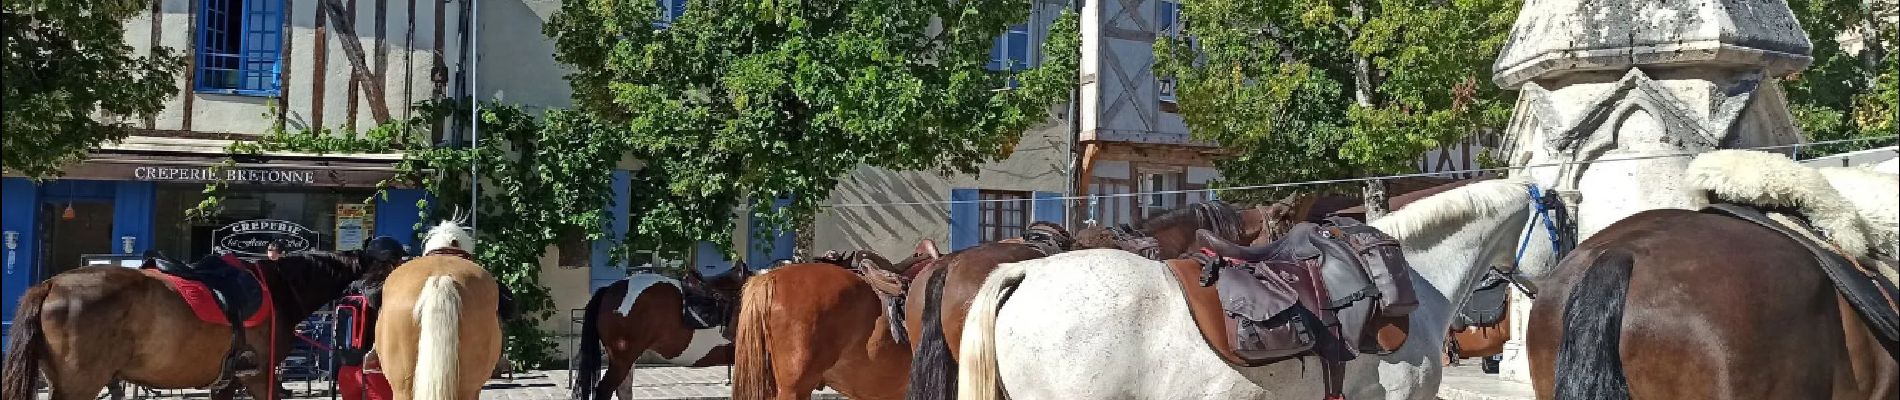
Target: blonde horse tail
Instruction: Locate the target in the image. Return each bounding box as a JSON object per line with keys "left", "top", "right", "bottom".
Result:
{"left": 956, "top": 261, "right": 1030, "bottom": 400}
{"left": 731, "top": 273, "right": 776, "bottom": 400}
{"left": 412, "top": 275, "right": 463, "bottom": 400}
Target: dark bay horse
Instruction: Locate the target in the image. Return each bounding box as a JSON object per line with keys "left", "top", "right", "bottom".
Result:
{"left": 902, "top": 201, "right": 1299, "bottom": 400}
{"left": 572, "top": 262, "right": 753, "bottom": 400}
{"left": 1527, "top": 208, "right": 1897, "bottom": 399}
{"left": 2, "top": 251, "right": 390, "bottom": 400}
{"left": 733, "top": 261, "right": 914, "bottom": 400}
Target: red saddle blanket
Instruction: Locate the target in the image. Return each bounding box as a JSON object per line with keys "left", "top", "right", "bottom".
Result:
{"left": 142, "top": 257, "right": 274, "bottom": 328}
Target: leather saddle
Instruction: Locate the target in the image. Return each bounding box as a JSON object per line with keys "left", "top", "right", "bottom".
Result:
{"left": 148, "top": 252, "right": 266, "bottom": 320}
{"left": 1167, "top": 217, "right": 1420, "bottom": 398}
{"left": 1454, "top": 269, "right": 1513, "bottom": 331}
{"left": 681, "top": 262, "right": 747, "bottom": 330}
{"left": 846, "top": 241, "right": 944, "bottom": 344}
{"left": 1703, "top": 204, "right": 1900, "bottom": 359}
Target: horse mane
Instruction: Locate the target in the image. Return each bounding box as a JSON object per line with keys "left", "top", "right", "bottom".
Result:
{"left": 1687, "top": 150, "right": 1875, "bottom": 258}
{"left": 267, "top": 251, "right": 369, "bottom": 313}
{"left": 421, "top": 219, "right": 476, "bottom": 254}
{"left": 1137, "top": 201, "right": 1236, "bottom": 233}
{"left": 1368, "top": 179, "right": 1532, "bottom": 241}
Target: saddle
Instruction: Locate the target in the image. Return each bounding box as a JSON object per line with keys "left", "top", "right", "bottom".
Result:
{"left": 681, "top": 265, "right": 743, "bottom": 330}
{"left": 1454, "top": 269, "right": 1513, "bottom": 331}
{"left": 846, "top": 241, "right": 944, "bottom": 344}
{"left": 1703, "top": 204, "right": 1900, "bottom": 359}
{"left": 145, "top": 252, "right": 268, "bottom": 390}
{"left": 1171, "top": 217, "right": 1419, "bottom": 399}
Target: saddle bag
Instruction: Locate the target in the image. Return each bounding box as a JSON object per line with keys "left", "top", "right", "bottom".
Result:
{"left": 1322, "top": 217, "right": 1418, "bottom": 317}
{"left": 1216, "top": 266, "right": 1316, "bottom": 361}
{"left": 1455, "top": 270, "right": 1512, "bottom": 330}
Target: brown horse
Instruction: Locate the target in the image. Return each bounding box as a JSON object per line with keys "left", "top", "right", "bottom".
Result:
{"left": 732, "top": 261, "right": 913, "bottom": 400}
{"left": 1, "top": 251, "right": 386, "bottom": 400}
{"left": 901, "top": 201, "right": 1299, "bottom": 399}
{"left": 1527, "top": 207, "right": 1897, "bottom": 399}
{"left": 571, "top": 262, "right": 753, "bottom": 400}
{"left": 373, "top": 220, "right": 503, "bottom": 400}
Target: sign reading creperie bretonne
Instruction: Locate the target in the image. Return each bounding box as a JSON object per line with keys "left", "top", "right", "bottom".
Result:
{"left": 134, "top": 166, "right": 317, "bottom": 184}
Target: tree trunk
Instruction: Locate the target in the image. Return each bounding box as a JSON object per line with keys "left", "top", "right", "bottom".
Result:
{"left": 793, "top": 212, "right": 815, "bottom": 262}
{"left": 1363, "top": 179, "right": 1389, "bottom": 221}
{"left": 1349, "top": 0, "right": 1374, "bottom": 107}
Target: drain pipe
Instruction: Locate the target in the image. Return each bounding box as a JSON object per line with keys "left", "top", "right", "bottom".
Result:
{"left": 467, "top": 0, "right": 482, "bottom": 232}
{"left": 1063, "top": 0, "right": 1084, "bottom": 226}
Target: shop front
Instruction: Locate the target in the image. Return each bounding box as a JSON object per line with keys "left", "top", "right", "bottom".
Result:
{"left": 2, "top": 155, "right": 429, "bottom": 346}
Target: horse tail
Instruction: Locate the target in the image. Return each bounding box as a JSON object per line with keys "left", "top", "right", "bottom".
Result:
{"left": 905, "top": 267, "right": 955, "bottom": 400}
{"left": 731, "top": 272, "right": 777, "bottom": 400}
{"left": 1554, "top": 250, "right": 1635, "bottom": 400}
{"left": 412, "top": 275, "right": 464, "bottom": 400}
{"left": 2, "top": 285, "right": 51, "bottom": 400}
{"left": 572, "top": 283, "right": 610, "bottom": 400}
{"left": 956, "top": 261, "right": 1030, "bottom": 400}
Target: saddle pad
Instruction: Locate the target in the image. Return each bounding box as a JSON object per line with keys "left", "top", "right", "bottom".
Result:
{"left": 144, "top": 268, "right": 273, "bottom": 328}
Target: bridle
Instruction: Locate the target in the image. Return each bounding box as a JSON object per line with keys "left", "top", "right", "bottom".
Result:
{"left": 1495, "top": 183, "right": 1576, "bottom": 299}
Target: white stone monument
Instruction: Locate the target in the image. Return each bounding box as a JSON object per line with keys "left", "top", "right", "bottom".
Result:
{"left": 1491, "top": 0, "right": 1815, "bottom": 383}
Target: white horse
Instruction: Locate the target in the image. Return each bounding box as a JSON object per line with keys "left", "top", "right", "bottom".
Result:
{"left": 955, "top": 179, "right": 1565, "bottom": 400}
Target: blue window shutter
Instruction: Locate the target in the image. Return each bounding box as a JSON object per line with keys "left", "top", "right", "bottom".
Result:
{"left": 110, "top": 182, "right": 155, "bottom": 255}
{"left": 591, "top": 170, "right": 633, "bottom": 291}
{"left": 1032, "top": 191, "right": 1064, "bottom": 225}
{"left": 374, "top": 188, "right": 431, "bottom": 251}
{"left": 4, "top": 178, "right": 44, "bottom": 334}
{"left": 771, "top": 198, "right": 795, "bottom": 262}
{"left": 950, "top": 189, "right": 980, "bottom": 250}
{"left": 695, "top": 241, "right": 731, "bottom": 271}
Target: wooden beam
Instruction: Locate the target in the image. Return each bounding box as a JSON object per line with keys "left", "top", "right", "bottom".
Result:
{"left": 278, "top": 0, "right": 295, "bottom": 127}
{"left": 146, "top": 0, "right": 161, "bottom": 130}
{"left": 320, "top": 0, "right": 392, "bottom": 123}
{"left": 181, "top": 0, "right": 197, "bottom": 132}
{"left": 347, "top": 0, "right": 361, "bottom": 133}
{"left": 313, "top": 0, "right": 330, "bottom": 129}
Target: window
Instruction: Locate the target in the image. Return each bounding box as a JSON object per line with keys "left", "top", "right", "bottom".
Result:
{"left": 1139, "top": 170, "right": 1188, "bottom": 220}
{"left": 655, "top": 0, "right": 687, "bottom": 27}
{"left": 978, "top": 190, "right": 1031, "bottom": 242}
{"left": 197, "top": 0, "right": 282, "bottom": 96}
{"left": 1156, "top": 1, "right": 1182, "bottom": 104}
{"left": 988, "top": 22, "right": 1031, "bottom": 87}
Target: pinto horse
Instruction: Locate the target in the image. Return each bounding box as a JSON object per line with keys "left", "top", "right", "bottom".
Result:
{"left": 1529, "top": 150, "right": 1897, "bottom": 399}
{"left": 733, "top": 260, "right": 916, "bottom": 400}
{"left": 373, "top": 220, "right": 503, "bottom": 400}
{"left": 571, "top": 261, "right": 754, "bottom": 400}
{"left": 1, "top": 249, "right": 395, "bottom": 400}
{"left": 902, "top": 201, "right": 1299, "bottom": 400}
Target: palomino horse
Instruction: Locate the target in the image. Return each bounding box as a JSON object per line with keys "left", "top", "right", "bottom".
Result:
{"left": 956, "top": 179, "right": 1568, "bottom": 400}
{"left": 373, "top": 220, "right": 504, "bottom": 400}
{"left": 1, "top": 249, "right": 396, "bottom": 400}
{"left": 1529, "top": 150, "right": 1897, "bottom": 399}
{"left": 904, "top": 202, "right": 1301, "bottom": 400}
{"left": 733, "top": 260, "right": 916, "bottom": 400}
{"left": 572, "top": 261, "right": 754, "bottom": 400}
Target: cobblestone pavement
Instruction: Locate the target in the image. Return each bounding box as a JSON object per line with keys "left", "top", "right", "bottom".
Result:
{"left": 57, "top": 367, "right": 843, "bottom": 400}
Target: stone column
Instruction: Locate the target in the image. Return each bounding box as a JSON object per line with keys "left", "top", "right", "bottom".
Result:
{"left": 1490, "top": 0, "right": 1815, "bottom": 382}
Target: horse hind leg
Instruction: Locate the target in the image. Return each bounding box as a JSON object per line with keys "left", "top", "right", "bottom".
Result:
{"left": 599, "top": 361, "right": 633, "bottom": 400}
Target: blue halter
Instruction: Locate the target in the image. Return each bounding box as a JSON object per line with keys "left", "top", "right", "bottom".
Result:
{"left": 1502, "top": 183, "right": 1566, "bottom": 299}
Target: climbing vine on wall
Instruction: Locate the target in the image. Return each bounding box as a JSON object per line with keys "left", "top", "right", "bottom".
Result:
{"left": 192, "top": 100, "right": 628, "bottom": 368}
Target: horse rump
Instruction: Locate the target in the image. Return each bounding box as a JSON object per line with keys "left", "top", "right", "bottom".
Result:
{"left": 2, "top": 285, "right": 51, "bottom": 400}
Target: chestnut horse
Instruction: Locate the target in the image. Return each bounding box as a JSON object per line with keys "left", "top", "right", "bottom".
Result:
{"left": 902, "top": 201, "right": 1298, "bottom": 400}
{"left": 1530, "top": 150, "right": 1897, "bottom": 399}
{"left": 733, "top": 261, "right": 914, "bottom": 400}
{"left": 572, "top": 262, "right": 753, "bottom": 400}
{"left": 1, "top": 250, "right": 391, "bottom": 400}
{"left": 373, "top": 220, "right": 503, "bottom": 400}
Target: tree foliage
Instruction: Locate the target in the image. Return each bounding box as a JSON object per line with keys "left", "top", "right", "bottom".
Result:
{"left": 2, "top": 0, "right": 183, "bottom": 178}
{"left": 1155, "top": 0, "right": 1518, "bottom": 200}
{"left": 546, "top": 0, "right": 1081, "bottom": 256}
{"left": 1784, "top": 0, "right": 1897, "bottom": 156}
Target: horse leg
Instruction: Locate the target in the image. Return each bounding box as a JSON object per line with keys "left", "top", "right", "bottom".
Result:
{"left": 600, "top": 361, "right": 633, "bottom": 400}
{"left": 41, "top": 365, "right": 114, "bottom": 400}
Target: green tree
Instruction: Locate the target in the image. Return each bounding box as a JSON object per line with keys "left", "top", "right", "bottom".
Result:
{"left": 546, "top": 0, "right": 1081, "bottom": 256}
{"left": 1155, "top": 0, "right": 1518, "bottom": 212}
{"left": 3, "top": 0, "right": 183, "bottom": 178}
{"left": 1785, "top": 0, "right": 1897, "bottom": 156}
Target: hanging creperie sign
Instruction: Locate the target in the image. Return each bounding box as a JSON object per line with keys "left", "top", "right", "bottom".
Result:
{"left": 134, "top": 166, "right": 317, "bottom": 184}
{"left": 215, "top": 219, "right": 318, "bottom": 256}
